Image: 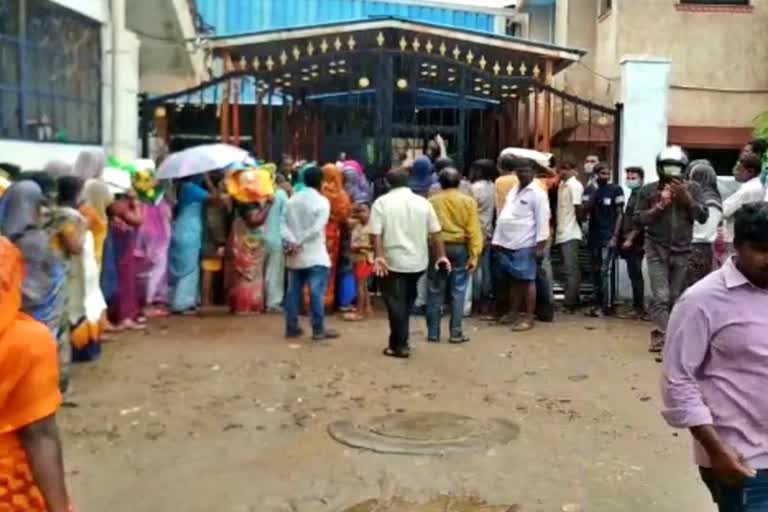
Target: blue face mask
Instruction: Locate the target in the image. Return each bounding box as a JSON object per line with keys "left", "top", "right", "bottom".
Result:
{"left": 626, "top": 179, "right": 641, "bottom": 190}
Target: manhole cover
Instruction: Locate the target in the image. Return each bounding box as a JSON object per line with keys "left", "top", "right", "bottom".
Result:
{"left": 342, "top": 496, "right": 519, "bottom": 511}
{"left": 370, "top": 412, "right": 482, "bottom": 442}
{"left": 328, "top": 411, "right": 519, "bottom": 455}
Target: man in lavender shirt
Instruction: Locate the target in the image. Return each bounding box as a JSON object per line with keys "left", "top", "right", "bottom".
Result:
{"left": 662, "top": 202, "right": 768, "bottom": 511}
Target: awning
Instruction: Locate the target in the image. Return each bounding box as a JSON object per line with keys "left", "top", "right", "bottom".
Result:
{"left": 667, "top": 126, "right": 751, "bottom": 150}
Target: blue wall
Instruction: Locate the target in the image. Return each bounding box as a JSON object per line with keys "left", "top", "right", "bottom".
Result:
{"left": 197, "top": 0, "right": 496, "bottom": 37}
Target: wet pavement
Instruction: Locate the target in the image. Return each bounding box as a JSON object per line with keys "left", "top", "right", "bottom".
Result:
{"left": 61, "top": 310, "right": 711, "bottom": 511}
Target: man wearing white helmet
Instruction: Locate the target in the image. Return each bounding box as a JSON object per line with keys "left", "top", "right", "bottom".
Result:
{"left": 634, "top": 146, "right": 708, "bottom": 355}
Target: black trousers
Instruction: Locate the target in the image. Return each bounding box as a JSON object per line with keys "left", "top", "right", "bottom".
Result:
{"left": 381, "top": 271, "right": 423, "bottom": 353}
{"left": 623, "top": 251, "right": 645, "bottom": 311}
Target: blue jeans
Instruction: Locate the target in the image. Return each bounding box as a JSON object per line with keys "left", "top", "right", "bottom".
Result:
{"left": 285, "top": 266, "right": 329, "bottom": 336}
{"left": 426, "top": 244, "right": 470, "bottom": 340}
{"left": 701, "top": 468, "right": 768, "bottom": 511}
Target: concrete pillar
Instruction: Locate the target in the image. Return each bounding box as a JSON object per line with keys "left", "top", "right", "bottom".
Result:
{"left": 616, "top": 56, "right": 671, "bottom": 302}
{"left": 619, "top": 56, "right": 671, "bottom": 185}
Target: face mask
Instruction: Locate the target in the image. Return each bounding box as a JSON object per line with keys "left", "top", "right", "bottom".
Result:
{"left": 626, "top": 179, "right": 641, "bottom": 190}
{"left": 596, "top": 177, "right": 609, "bottom": 186}
{"left": 584, "top": 163, "right": 595, "bottom": 175}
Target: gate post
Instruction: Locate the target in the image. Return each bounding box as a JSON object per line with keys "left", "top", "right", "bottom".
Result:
{"left": 619, "top": 56, "right": 671, "bottom": 184}
{"left": 375, "top": 51, "right": 394, "bottom": 173}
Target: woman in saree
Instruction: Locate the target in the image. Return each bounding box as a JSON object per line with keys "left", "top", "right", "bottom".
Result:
{"left": 0, "top": 237, "right": 72, "bottom": 512}
{"left": 227, "top": 202, "right": 271, "bottom": 314}
{"left": 79, "top": 178, "right": 113, "bottom": 269}
{"left": 133, "top": 163, "right": 172, "bottom": 317}
{"left": 169, "top": 176, "right": 210, "bottom": 314}
{"left": 320, "top": 164, "right": 352, "bottom": 309}
{"left": 56, "top": 177, "right": 105, "bottom": 362}
{"left": 0, "top": 181, "right": 75, "bottom": 393}
{"left": 107, "top": 189, "right": 145, "bottom": 329}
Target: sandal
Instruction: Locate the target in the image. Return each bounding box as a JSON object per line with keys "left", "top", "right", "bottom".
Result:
{"left": 342, "top": 312, "right": 364, "bottom": 322}
{"left": 382, "top": 348, "right": 410, "bottom": 359}
{"left": 511, "top": 320, "right": 535, "bottom": 332}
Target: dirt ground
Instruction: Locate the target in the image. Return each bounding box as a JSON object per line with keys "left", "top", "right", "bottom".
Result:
{"left": 61, "top": 310, "right": 712, "bottom": 512}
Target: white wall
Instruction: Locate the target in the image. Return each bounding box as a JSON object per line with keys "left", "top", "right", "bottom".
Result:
{"left": 0, "top": 141, "right": 102, "bottom": 170}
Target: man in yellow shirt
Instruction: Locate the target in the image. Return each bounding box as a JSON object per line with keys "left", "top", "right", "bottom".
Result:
{"left": 426, "top": 167, "right": 483, "bottom": 343}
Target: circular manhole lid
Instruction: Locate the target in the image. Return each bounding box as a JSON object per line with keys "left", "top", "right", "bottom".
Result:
{"left": 369, "top": 411, "right": 482, "bottom": 442}
{"left": 328, "top": 411, "right": 519, "bottom": 455}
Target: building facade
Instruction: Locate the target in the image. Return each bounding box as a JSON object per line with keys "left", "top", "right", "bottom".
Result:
{"left": 0, "top": 0, "right": 200, "bottom": 170}
{"left": 554, "top": 0, "right": 765, "bottom": 172}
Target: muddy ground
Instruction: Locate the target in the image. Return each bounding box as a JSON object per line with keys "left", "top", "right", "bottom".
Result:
{"left": 61, "top": 310, "right": 711, "bottom": 511}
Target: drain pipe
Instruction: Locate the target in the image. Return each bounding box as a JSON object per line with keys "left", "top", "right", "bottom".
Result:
{"left": 110, "top": 0, "right": 124, "bottom": 156}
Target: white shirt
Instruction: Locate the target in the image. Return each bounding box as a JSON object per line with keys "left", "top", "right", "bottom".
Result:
{"left": 368, "top": 187, "right": 441, "bottom": 273}
{"left": 280, "top": 188, "right": 331, "bottom": 269}
{"left": 692, "top": 205, "right": 723, "bottom": 244}
{"left": 492, "top": 183, "right": 550, "bottom": 251}
{"left": 555, "top": 176, "right": 584, "bottom": 244}
{"left": 723, "top": 177, "right": 764, "bottom": 242}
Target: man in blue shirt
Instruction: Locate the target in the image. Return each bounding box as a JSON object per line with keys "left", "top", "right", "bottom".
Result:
{"left": 583, "top": 163, "right": 624, "bottom": 317}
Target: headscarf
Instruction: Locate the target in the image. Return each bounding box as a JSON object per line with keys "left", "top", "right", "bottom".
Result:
{"left": 342, "top": 160, "right": 371, "bottom": 204}
{"left": 20, "top": 171, "right": 56, "bottom": 199}
{"left": 0, "top": 181, "right": 44, "bottom": 240}
{"left": 0, "top": 236, "right": 23, "bottom": 334}
{"left": 688, "top": 159, "right": 722, "bottom": 211}
{"left": 43, "top": 160, "right": 73, "bottom": 179}
{"left": 73, "top": 149, "right": 106, "bottom": 180}
{"left": 409, "top": 156, "right": 436, "bottom": 197}
{"left": 81, "top": 179, "right": 114, "bottom": 222}
{"left": 321, "top": 163, "right": 352, "bottom": 223}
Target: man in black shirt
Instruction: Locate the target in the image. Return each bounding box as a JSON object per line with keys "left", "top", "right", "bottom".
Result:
{"left": 583, "top": 163, "right": 624, "bottom": 316}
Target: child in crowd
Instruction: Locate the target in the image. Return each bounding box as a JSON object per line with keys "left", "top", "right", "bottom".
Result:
{"left": 345, "top": 204, "right": 374, "bottom": 320}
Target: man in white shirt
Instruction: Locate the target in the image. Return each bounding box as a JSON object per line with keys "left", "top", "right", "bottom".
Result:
{"left": 555, "top": 161, "right": 584, "bottom": 312}
{"left": 280, "top": 166, "right": 339, "bottom": 341}
{"left": 368, "top": 169, "right": 450, "bottom": 358}
{"left": 491, "top": 162, "right": 551, "bottom": 332}
{"left": 722, "top": 155, "right": 765, "bottom": 253}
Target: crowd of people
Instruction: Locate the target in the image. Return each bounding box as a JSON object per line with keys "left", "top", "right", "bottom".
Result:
{"left": 2, "top": 136, "right": 768, "bottom": 511}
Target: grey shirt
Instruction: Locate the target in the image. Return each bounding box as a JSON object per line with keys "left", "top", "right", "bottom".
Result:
{"left": 470, "top": 180, "right": 495, "bottom": 239}
{"left": 634, "top": 180, "right": 708, "bottom": 253}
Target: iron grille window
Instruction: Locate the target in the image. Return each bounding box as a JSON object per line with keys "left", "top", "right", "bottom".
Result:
{"left": 0, "top": 0, "right": 101, "bottom": 144}
{"left": 679, "top": 0, "right": 749, "bottom": 4}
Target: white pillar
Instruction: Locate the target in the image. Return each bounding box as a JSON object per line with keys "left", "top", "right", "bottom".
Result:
{"left": 619, "top": 56, "right": 671, "bottom": 185}
{"left": 616, "top": 56, "right": 671, "bottom": 302}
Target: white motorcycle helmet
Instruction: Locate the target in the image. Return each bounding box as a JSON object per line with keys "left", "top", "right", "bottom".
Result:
{"left": 656, "top": 145, "right": 689, "bottom": 179}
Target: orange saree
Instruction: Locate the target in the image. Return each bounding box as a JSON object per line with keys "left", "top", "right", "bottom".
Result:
{"left": 0, "top": 238, "right": 62, "bottom": 512}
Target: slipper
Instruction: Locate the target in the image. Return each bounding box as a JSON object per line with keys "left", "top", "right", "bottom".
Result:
{"left": 511, "top": 320, "right": 534, "bottom": 332}
{"left": 382, "top": 348, "right": 410, "bottom": 359}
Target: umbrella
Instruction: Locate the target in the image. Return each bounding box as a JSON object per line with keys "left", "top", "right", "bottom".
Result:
{"left": 157, "top": 144, "right": 249, "bottom": 180}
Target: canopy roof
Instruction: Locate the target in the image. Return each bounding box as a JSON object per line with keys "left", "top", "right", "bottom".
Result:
{"left": 205, "top": 16, "right": 584, "bottom": 100}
